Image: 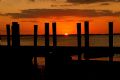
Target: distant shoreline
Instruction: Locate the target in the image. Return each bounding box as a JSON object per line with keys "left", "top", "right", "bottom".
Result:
{"left": 1, "top": 34, "right": 120, "bottom": 37}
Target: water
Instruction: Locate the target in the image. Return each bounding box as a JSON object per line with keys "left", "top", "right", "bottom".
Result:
{"left": 1, "top": 35, "right": 120, "bottom": 65}
{"left": 1, "top": 35, "right": 120, "bottom": 47}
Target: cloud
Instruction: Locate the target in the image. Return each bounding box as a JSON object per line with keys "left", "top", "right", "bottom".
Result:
{"left": 0, "top": 12, "right": 3, "bottom": 15}
{"left": 20, "top": 20, "right": 39, "bottom": 23}
{"left": 29, "top": 0, "right": 35, "bottom": 2}
{"left": 51, "top": 4, "right": 73, "bottom": 7}
{"left": 3, "top": 9, "right": 120, "bottom": 18}
{"left": 100, "top": 2, "right": 110, "bottom": 5}
{"left": 67, "top": 0, "right": 120, "bottom": 4}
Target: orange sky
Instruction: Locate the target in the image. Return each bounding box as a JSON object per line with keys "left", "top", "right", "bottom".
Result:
{"left": 0, "top": 15, "right": 120, "bottom": 35}
{"left": 0, "top": 16, "right": 120, "bottom": 35}
{"left": 0, "top": 0, "right": 120, "bottom": 35}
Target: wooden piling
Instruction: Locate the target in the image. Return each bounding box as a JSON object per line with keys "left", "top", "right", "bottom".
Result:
{"left": 33, "top": 25, "right": 40, "bottom": 80}
{"left": 52, "top": 22, "right": 57, "bottom": 47}
{"left": 85, "top": 21, "right": 89, "bottom": 48}
{"left": 45, "top": 23, "right": 50, "bottom": 80}
{"left": 77, "top": 23, "right": 81, "bottom": 60}
{"left": 6, "top": 24, "right": 10, "bottom": 47}
{"left": 45, "top": 23, "right": 50, "bottom": 66}
{"left": 84, "top": 21, "right": 89, "bottom": 60}
{"left": 12, "top": 22, "right": 20, "bottom": 47}
{"left": 109, "top": 22, "right": 113, "bottom": 62}
{"left": 34, "top": 25, "right": 38, "bottom": 67}
{"left": 45, "top": 23, "right": 49, "bottom": 47}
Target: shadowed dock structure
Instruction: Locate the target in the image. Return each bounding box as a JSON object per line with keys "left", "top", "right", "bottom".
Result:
{"left": 0, "top": 21, "right": 120, "bottom": 80}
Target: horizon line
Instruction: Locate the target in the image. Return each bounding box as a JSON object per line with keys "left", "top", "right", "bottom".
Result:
{"left": 1, "top": 34, "right": 120, "bottom": 36}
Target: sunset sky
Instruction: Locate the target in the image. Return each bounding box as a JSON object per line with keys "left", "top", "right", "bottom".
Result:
{"left": 0, "top": 0, "right": 120, "bottom": 35}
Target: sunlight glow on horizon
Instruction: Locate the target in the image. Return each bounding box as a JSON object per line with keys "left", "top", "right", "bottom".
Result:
{"left": 0, "top": 16, "right": 120, "bottom": 35}
{"left": 64, "top": 33, "right": 69, "bottom": 36}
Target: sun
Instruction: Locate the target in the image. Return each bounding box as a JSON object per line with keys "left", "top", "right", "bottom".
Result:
{"left": 64, "top": 33, "right": 68, "bottom": 36}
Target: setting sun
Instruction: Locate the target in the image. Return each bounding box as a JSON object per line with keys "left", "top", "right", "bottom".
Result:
{"left": 64, "top": 33, "right": 69, "bottom": 36}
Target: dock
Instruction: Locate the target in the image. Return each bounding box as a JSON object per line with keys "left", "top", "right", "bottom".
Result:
{"left": 0, "top": 21, "right": 120, "bottom": 80}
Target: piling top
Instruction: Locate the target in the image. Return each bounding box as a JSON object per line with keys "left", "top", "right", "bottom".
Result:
{"left": 6, "top": 24, "right": 10, "bottom": 26}
{"left": 109, "top": 22, "right": 113, "bottom": 25}
{"left": 85, "top": 21, "right": 89, "bottom": 23}
{"left": 52, "top": 22, "right": 56, "bottom": 24}
{"left": 12, "top": 22, "right": 18, "bottom": 25}
{"left": 34, "top": 25, "right": 38, "bottom": 27}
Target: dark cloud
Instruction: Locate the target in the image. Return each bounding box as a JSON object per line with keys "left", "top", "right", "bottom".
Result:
{"left": 67, "top": 0, "right": 120, "bottom": 4}
{"left": 0, "top": 12, "right": 3, "bottom": 15}
{"left": 100, "top": 3, "right": 110, "bottom": 5}
{"left": 29, "top": 0, "right": 35, "bottom": 2}
{"left": 51, "top": 4, "right": 73, "bottom": 7}
{"left": 3, "top": 9, "right": 120, "bottom": 18}
{"left": 51, "top": 4, "right": 58, "bottom": 7}
{"left": 20, "top": 20, "right": 39, "bottom": 23}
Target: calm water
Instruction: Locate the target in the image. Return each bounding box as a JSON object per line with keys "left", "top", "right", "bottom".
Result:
{"left": 1, "top": 35, "right": 120, "bottom": 65}
{"left": 1, "top": 35, "right": 120, "bottom": 47}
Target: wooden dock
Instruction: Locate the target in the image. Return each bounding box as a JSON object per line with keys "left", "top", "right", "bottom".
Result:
{"left": 0, "top": 21, "right": 120, "bottom": 80}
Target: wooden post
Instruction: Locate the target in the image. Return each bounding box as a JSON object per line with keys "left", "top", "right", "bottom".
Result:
{"left": 52, "top": 22, "right": 57, "bottom": 62}
{"left": 33, "top": 25, "right": 39, "bottom": 80}
{"left": 85, "top": 21, "right": 89, "bottom": 48}
{"left": 45, "top": 23, "right": 49, "bottom": 47}
{"left": 45, "top": 23, "right": 50, "bottom": 64}
{"left": 77, "top": 23, "right": 81, "bottom": 60}
{"left": 34, "top": 25, "right": 38, "bottom": 67}
{"left": 84, "top": 21, "right": 89, "bottom": 60}
{"left": 12, "top": 22, "right": 20, "bottom": 47}
{"left": 6, "top": 24, "right": 10, "bottom": 47}
{"left": 52, "top": 22, "right": 57, "bottom": 47}
{"left": 45, "top": 23, "right": 50, "bottom": 80}
{"left": 109, "top": 22, "right": 113, "bottom": 62}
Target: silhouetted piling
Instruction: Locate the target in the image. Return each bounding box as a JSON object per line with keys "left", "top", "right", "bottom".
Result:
{"left": 84, "top": 21, "right": 89, "bottom": 60}
{"left": 52, "top": 22, "right": 57, "bottom": 47}
{"left": 45, "top": 23, "right": 50, "bottom": 80}
{"left": 12, "top": 22, "right": 20, "bottom": 47}
{"left": 52, "top": 22, "right": 57, "bottom": 61}
{"left": 45, "top": 23, "right": 49, "bottom": 47}
{"left": 77, "top": 23, "right": 81, "bottom": 60}
{"left": 34, "top": 25, "right": 38, "bottom": 67}
{"left": 109, "top": 22, "right": 113, "bottom": 62}
{"left": 85, "top": 21, "right": 89, "bottom": 48}
{"left": 34, "top": 25, "right": 40, "bottom": 80}
{"left": 6, "top": 24, "right": 10, "bottom": 47}
{"left": 45, "top": 23, "right": 50, "bottom": 66}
